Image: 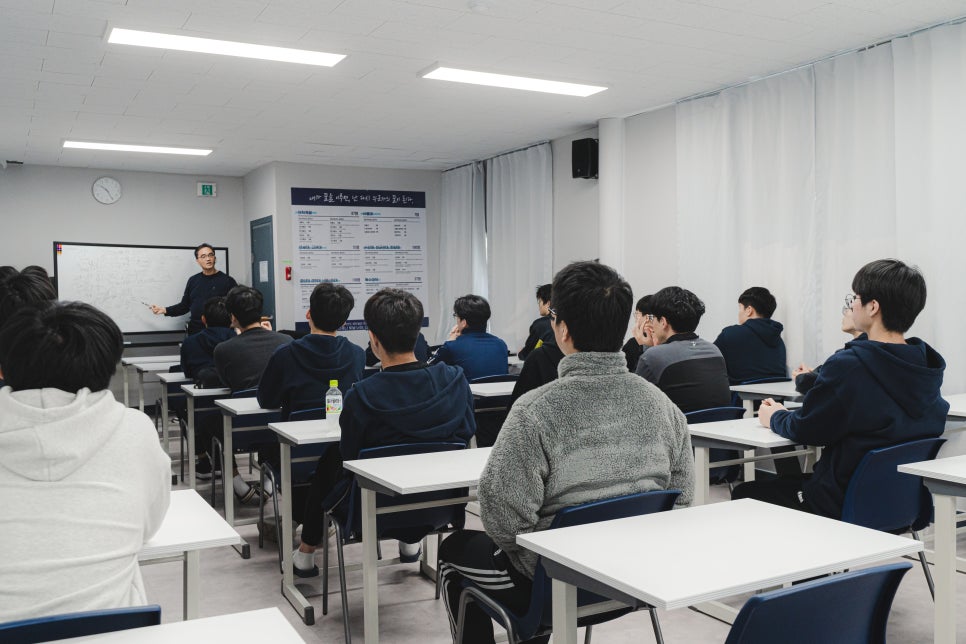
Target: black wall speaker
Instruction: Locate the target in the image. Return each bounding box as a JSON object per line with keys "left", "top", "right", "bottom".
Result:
{"left": 572, "top": 138, "right": 598, "bottom": 179}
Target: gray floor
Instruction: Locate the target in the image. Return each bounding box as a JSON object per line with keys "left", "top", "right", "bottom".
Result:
{"left": 142, "top": 439, "right": 964, "bottom": 643}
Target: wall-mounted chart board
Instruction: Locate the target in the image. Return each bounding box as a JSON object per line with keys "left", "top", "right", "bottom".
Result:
{"left": 53, "top": 242, "right": 229, "bottom": 335}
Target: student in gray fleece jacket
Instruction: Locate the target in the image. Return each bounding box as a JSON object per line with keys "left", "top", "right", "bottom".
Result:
{"left": 438, "top": 261, "right": 694, "bottom": 644}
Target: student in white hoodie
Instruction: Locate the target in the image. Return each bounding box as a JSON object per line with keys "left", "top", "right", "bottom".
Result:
{"left": 0, "top": 302, "right": 171, "bottom": 622}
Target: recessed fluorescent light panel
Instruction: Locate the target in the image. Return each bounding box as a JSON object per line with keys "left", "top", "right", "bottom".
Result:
{"left": 63, "top": 141, "right": 212, "bottom": 156}
{"left": 108, "top": 28, "right": 345, "bottom": 67}
{"left": 423, "top": 66, "right": 606, "bottom": 97}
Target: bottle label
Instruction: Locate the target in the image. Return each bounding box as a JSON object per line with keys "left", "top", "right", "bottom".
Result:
{"left": 325, "top": 395, "right": 342, "bottom": 414}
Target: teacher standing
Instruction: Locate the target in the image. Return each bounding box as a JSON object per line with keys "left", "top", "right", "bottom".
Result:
{"left": 150, "top": 243, "right": 237, "bottom": 335}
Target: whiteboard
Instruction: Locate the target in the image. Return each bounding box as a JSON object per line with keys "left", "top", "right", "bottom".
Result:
{"left": 54, "top": 242, "right": 230, "bottom": 334}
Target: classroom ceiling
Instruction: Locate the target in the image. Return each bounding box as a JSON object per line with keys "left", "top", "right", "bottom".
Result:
{"left": 2, "top": 0, "right": 964, "bottom": 176}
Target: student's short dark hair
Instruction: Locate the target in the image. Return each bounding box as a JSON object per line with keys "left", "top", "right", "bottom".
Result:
{"left": 364, "top": 289, "right": 423, "bottom": 355}
{"left": 738, "top": 287, "right": 777, "bottom": 319}
{"left": 650, "top": 286, "right": 706, "bottom": 333}
{"left": 635, "top": 295, "right": 653, "bottom": 315}
{"left": 309, "top": 283, "right": 354, "bottom": 332}
{"left": 21, "top": 265, "right": 50, "bottom": 280}
{"left": 225, "top": 285, "right": 263, "bottom": 327}
{"left": 453, "top": 294, "right": 491, "bottom": 331}
{"left": 0, "top": 272, "right": 57, "bottom": 329}
{"left": 202, "top": 296, "right": 231, "bottom": 328}
{"left": 552, "top": 261, "right": 632, "bottom": 352}
{"left": 851, "top": 259, "right": 926, "bottom": 333}
{"left": 194, "top": 243, "right": 214, "bottom": 259}
{"left": 0, "top": 301, "right": 123, "bottom": 392}
{"left": 535, "top": 284, "right": 552, "bottom": 304}
{"left": 0, "top": 266, "right": 17, "bottom": 284}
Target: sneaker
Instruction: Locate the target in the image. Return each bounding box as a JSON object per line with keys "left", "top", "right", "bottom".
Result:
{"left": 293, "top": 548, "right": 319, "bottom": 578}
{"left": 237, "top": 482, "right": 263, "bottom": 505}
{"left": 195, "top": 456, "right": 214, "bottom": 481}
{"left": 398, "top": 541, "right": 422, "bottom": 563}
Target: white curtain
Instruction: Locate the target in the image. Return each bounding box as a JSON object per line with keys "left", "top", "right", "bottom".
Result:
{"left": 892, "top": 22, "right": 966, "bottom": 395}
{"left": 437, "top": 161, "right": 486, "bottom": 344}
{"left": 486, "top": 143, "right": 553, "bottom": 351}
{"left": 676, "top": 69, "right": 816, "bottom": 370}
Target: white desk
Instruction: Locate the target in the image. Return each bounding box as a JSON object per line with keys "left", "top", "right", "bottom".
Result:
{"left": 267, "top": 418, "right": 343, "bottom": 625}
{"left": 943, "top": 393, "right": 966, "bottom": 419}
{"left": 132, "top": 361, "right": 180, "bottom": 413}
{"left": 729, "top": 380, "right": 801, "bottom": 416}
{"left": 139, "top": 490, "right": 243, "bottom": 620}
{"left": 517, "top": 498, "right": 923, "bottom": 644}
{"left": 470, "top": 382, "right": 515, "bottom": 398}
{"left": 48, "top": 607, "right": 304, "bottom": 643}
{"left": 342, "top": 447, "right": 492, "bottom": 644}
{"left": 508, "top": 355, "right": 525, "bottom": 374}
{"left": 214, "top": 397, "right": 281, "bottom": 558}
{"left": 158, "top": 371, "right": 190, "bottom": 455}
{"left": 899, "top": 455, "right": 966, "bottom": 644}
{"left": 181, "top": 385, "right": 231, "bottom": 487}
{"left": 121, "top": 354, "right": 180, "bottom": 409}
{"left": 688, "top": 417, "right": 814, "bottom": 505}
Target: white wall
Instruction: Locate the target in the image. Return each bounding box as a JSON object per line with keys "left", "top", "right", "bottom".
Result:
{"left": 551, "top": 128, "right": 599, "bottom": 273}
{"left": 261, "top": 161, "right": 443, "bottom": 345}
{"left": 0, "top": 165, "right": 246, "bottom": 281}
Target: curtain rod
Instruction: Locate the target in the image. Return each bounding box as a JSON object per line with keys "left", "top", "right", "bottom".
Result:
{"left": 675, "top": 13, "right": 966, "bottom": 105}
{"left": 443, "top": 140, "right": 550, "bottom": 173}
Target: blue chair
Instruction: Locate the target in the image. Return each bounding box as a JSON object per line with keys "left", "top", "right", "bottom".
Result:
{"left": 454, "top": 490, "right": 681, "bottom": 644}
{"left": 685, "top": 406, "right": 746, "bottom": 486}
{"left": 724, "top": 562, "right": 911, "bottom": 643}
{"left": 258, "top": 406, "right": 333, "bottom": 570}
{"left": 471, "top": 374, "right": 519, "bottom": 448}
{"left": 323, "top": 441, "right": 469, "bottom": 644}
{"left": 0, "top": 605, "right": 161, "bottom": 643}
{"left": 841, "top": 437, "right": 945, "bottom": 598}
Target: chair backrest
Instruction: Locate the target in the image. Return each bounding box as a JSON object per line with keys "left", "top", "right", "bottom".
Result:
{"left": 289, "top": 407, "right": 325, "bottom": 421}
{"left": 739, "top": 377, "right": 791, "bottom": 385}
{"left": 724, "top": 563, "right": 911, "bottom": 644}
{"left": 0, "top": 605, "right": 161, "bottom": 643}
{"left": 342, "top": 442, "right": 468, "bottom": 544}
{"left": 231, "top": 387, "right": 258, "bottom": 398}
{"left": 518, "top": 490, "right": 681, "bottom": 637}
{"left": 470, "top": 374, "right": 520, "bottom": 384}
{"left": 841, "top": 437, "right": 945, "bottom": 532}
{"left": 684, "top": 406, "right": 746, "bottom": 424}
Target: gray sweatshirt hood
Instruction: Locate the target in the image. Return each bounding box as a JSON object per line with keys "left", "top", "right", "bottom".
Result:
{"left": 0, "top": 387, "right": 125, "bottom": 481}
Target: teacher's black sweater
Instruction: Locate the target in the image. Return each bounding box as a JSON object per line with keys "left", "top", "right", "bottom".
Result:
{"left": 165, "top": 271, "right": 237, "bottom": 334}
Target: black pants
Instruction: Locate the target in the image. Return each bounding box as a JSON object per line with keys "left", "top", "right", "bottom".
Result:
{"left": 297, "top": 447, "right": 345, "bottom": 546}
{"left": 439, "top": 530, "right": 548, "bottom": 644}
{"left": 731, "top": 475, "right": 816, "bottom": 513}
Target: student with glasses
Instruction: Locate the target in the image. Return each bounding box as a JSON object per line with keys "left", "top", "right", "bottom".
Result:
{"left": 732, "top": 259, "right": 948, "bottom": 518}
{"left": 150, "top": 242, "right": 237, "bottom": 335}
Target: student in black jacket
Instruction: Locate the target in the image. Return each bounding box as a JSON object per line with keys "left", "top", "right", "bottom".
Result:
{"left": 733, "top": 259, "right": 948, "bottom": 518}
{"left": 713, "top": 287, "right": 788, "bottom": 385}
{"left": 517, "top": 284, "right": 554, "bottom": 360}
{"left": 179, "top": 296, "right": 234, "bottom": 387}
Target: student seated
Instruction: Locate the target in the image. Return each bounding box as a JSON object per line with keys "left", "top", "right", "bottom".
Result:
{"left": 0, "top": 302, "right": 170, "bottom": 622}
{"left": 0, "top": 270, "right": 57, "bottom": 328}
{"left": 258, "top": 283, "right": 364, "bottom": 419}
{"left": 714, "top": 286, "right": 788, "bottom": 385}
{"left": 365, "top": 331, "right": 429, "bottom": 366}
{"left": 428, "top": 294, "right": 508, "bottom": 381}
{"left": 621, "top": 295, "right": 654, "bottom": 372}
{"left": 438, "top": 261, "right": 694, "bottom": 644}
{"left": 635, "top": 286, "right": 731, "bottom": 412}
{"left": 179, "top": 296, "right": 234, "bottom": 388}
{"left": 517, "top": 283, "right": 554, "bottom": 360}
{"left": 732, "top": 259, "right": 948, "bottom": 518}
{"left": 792, "top": 307, "right": 866, "bottom": 394}
{"left": 508, "top": 338, "right": 564, "bottom": 407}
{"left": 292, "top": 288, "right": 476, "bottom": 576}
{"left": 197, "top": 286, "right": 291, "bottom": 500}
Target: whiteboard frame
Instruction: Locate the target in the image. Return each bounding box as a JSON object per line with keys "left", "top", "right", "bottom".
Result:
{"left": 53, "top": 241, "right": 231, "bottom": 336}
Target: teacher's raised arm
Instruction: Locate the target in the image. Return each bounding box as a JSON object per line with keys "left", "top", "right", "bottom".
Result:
{"left": 150, "top": 243, "right": 236, "bottom": 335}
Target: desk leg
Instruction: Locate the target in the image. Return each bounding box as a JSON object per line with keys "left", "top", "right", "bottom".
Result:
{"left": 138, "top": 370, "right": 146, "bottom": 413}
{"left": 743, "top": 450, "right": 756, "bottom": 483}
{"left": 160, "top": 386, "right": 170, "bottom": 454}
{"left": 742, "top": 397, "right": 754, "bottom": 418}
{"left": 123, "top": 365, "right": 130, "bottom": 407}
{"left": 280, "top": 443, "right": 315, "bottom": 624}
{"left": 551, "top": 579, "right": 578, "bottom": 644}
{"left": 223, "top": 415, "right": 235, "bottom": 526}
{"left": 187, "top": 398, "right": 196, "bottom": 490}
{"left": 934, "top": 493, "right": 956, "bottom": 644}
{"left": 693, "top": 446, "right": 710, "bottom": 506}
{"left": 184, "top": 550, "right": 199, "bottom": 620}
{"left": 362, "top": 488, "right": 379, "bottom": 644}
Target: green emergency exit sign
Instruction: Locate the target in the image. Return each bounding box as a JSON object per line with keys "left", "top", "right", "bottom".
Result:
{"left": 197, "top": 182, "right": 217, "bottom": 197}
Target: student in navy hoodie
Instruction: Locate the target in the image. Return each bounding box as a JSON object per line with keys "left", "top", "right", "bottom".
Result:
{"left": 732, "top": 259, "right": 948, "bottom": 519}
{"left": 428, "top": 294, "right": 508, "bottom": 381}
{"left": 292, "top": 288, "right": 476, "bottom": 576}
{"left": 714, "top": 286, "right": 788, "bottom": 385}
{"left": 179, "top": 296, "right": 235, "bottom": 387}
{"left": 257, "top": 283, "right": 365, "bottom": 419}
